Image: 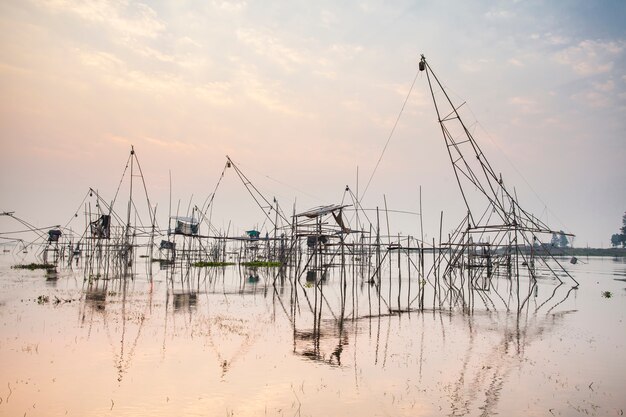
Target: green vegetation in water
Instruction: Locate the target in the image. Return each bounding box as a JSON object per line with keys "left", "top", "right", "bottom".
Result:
{"left": 527, "top": 247, "right": 626, "bottom": 257}
{"left": 13, "top": 263, "right": 55, "bottom": 270}
{"left": 35, "top": 295, "right": 76, "bottom": 305}
{"left": 192, "top": 261, "right": 235, "bottom": 267}
{"left": 602, "top": 291, "right": 613, "bottom": 298}
{"left": 241, "top": 261, "right": 282, "bottom": 267}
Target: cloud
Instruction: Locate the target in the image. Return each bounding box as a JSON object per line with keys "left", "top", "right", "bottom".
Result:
{"left": 236, "top": 67, "right": 314, "bottom": 117}
{"left": 34, "top": 0, "right": 181, "bottom": 69}
{"left": 315, "top": 43, "right": 363, "bottom": 75}
{"left": 142, "top": 136, "right": 198, "bottom": 152}
{"left": 544, "top": 33, "right": 570, "bottom": 46}
{"left": 508, "top": 96, "right": 539, "bottom": 114}
{"left": 554, "top": 39, "right": 624, "bottom": 76}
{"left": 569, "top": 78, "right": 618, "bottom": 109}
{"left": 212, "top": 0, "right": 247, "bottom": 13}
{"left": 29, "top": 143, "right": 93, "bottom": 160}
{"left": 177, "top": 36, "right": 203, "bottom": 49}
{"left": 570, "top": 90, "right": 611, "bottom": 108}
{"left": 385, "top": 82, "right": 428, "bottom": 107}
{"left": 106, "top": 134, "right": 198, "bottom": 153}
{"left": 508, "top": 96, "right": 535, "bottom": 105}
{"left": 358, "top": 2, "right": 376, "bottom": 13}
{"left": 236, "top": 27, "right": 363, "bottom": 81}
{"left": 593, "top": 79, "right": 615, "bottom": 92}
{"left": 79, "top": 50, "right": 233, "bottom": 106}
{"left": 80, "top": 50, "right": 124, "bottom": 72}
{"left": 236, "top": 28, "right": 307, "bottom": 72}
{"left": 119, "top": 38, "right": 175, "bottom": 63}
{"left": 35, "top": 0, "right": 165, "bottom": 39}
{"left": 320, "top": 10, "right": 337, "bottom": 28}
{"left": 0, "top": 62, "right": 35, "bottom": 77}
{"left": 328, "top": 43, "right": 364, "bottom": 60}
{"left": 507, "top": 58, "right": 524, "bottom": 67}
{"left": 313, "top": 69, "right": 337, "bottom": 80}
{"left": 107, "top": 134, "right": 132, "bottom": 144}
{"left": 542, "top": 116, "right": 564, "bottom": 126}
{"left": 484, "top": 9, "right": 514, "bottom": 19}
{"left": 459, "top": 58, "right": 492, "bottom": 73}
{"left": 341, "top": 99, "right": 364, "bottom": 112}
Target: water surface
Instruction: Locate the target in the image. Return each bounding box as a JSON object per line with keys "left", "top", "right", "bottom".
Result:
{"left": 0, "top": 254, "right": 624, "bottom": 416}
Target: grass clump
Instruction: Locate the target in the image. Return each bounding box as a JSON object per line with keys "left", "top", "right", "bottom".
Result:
{"left": 241, "top": 261, "right": 282, "bottom": 267}
{"left": 13, "top": 263, "right": 55, "bottom": 270}
{"left": 601, "top": 291, "right": 612, "bottom": 298}
{"left": 192, "top": 261, "right": 235, "bottom": 267}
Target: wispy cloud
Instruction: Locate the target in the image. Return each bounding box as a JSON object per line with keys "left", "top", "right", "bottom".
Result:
{"left": 459, "top": 58, "right": 492, "bottom": 73}
{"left": 212, "top": 0, "right": 247, "bottom": 13}
{"left": 79, "top": 50, "right": 233, "bottom": 106}
{"left": 119, "top": 38, "right": 175, "bottom": 63}
{"left": 328, "top": 43, "right": 364, "bottom": 60}
{"left": 570, "top": 90, "right": 611, "bottom": 108}
{"left": 236, "top": 66, "right": 314, "bottom": 118}
{"left": 236, "top": 27, "right": 306, "bottom": 73}
{"left": 320, "top": 9, "right": 337, "bottom": 28}
{"left": 530, "top": 32, "right": 570, "bottom": 46}
{"left": 142, "top": 136, "right": 198, "bottom": 152}
{"left": 107, "top": 134, "right": 132, "bottom": 145}
{"left": 545, "top": 33, "right": 570, "bottom": 46}
{"left": 35, "top": 0, "right": 165, "bottom": 39}
{"left": 314, "top": 43, "right": 363, "bottom": 78}
{"left": 341, "top": 99, "right": 364, "bottom": 112}
{"left": 235, "top": 26, "right": 363, "bottom": 85}
{"left": 554, "top": 39, "right": 624, "bottom": 76}
{"left": 593, "top": 79, "right": 615, "bottom": 92}
{"left": 79, "top": 50, "right": 124, "bottom": 72}
{"left": 569, "top": 78, "right": 618, "bottom": 109}
{"left": 106, "top": 134, "right": 198, "bottom": 153}
{"left": 508, "top": 96, "right": 539, "bottom": 114}
{"left": 358, "top": 1, "right": 376, "bottom": 13}
{"left": 0, "top": 62, "right": 35, "bottom": 77}
{"left": 312, "top": 69, "right": 337, "bottom": 80}
{"left": 33, "top": 0, "right": 182, "bottom": 70}
{"left": 484, "top": 9, "right": 514, "bottom": 19}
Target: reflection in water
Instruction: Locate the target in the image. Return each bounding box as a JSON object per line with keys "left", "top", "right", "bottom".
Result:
{"left": 80, "top": 278, "right": 150, "bottom": 383}
{"left": 442, "top": 311, "right": 576, "bottom": 416}
{"left": 45, "top": 268, "right": 58, "bottom": 281}
{"left": 5, "top": 254, "right": 609, "bottom": 416}
{"left": 172, "top": 291, "right": 197, "bottom": 313}
{"left": 84, "top": 285, "right": 107, "bottom": 311}
{"left": 293, "top": 320, "right": 350, "bottom": 366}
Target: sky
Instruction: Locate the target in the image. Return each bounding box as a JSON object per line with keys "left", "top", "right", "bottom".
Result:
{"left": 0, "top": 0, "right": 625, "bottom": 247}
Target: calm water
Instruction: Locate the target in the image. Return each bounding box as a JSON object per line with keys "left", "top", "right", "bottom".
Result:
{"left": 0, "top": 254, "right": 624, "bottom": 416}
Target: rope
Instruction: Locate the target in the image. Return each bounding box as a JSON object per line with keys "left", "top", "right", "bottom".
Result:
{"left": 362, "top": 66, "right": 422, "bottom": 200}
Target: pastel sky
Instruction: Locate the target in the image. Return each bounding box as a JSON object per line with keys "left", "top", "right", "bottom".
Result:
{"left": 0, "top": 0, "right": 625, "bottom": 247}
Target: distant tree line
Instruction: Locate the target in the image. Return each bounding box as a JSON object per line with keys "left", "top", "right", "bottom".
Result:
{"left": 610, "top": 211, "right": 626, "bottom": 248}
{"left": 550, "top": 230, "right": 569, "bottom": 248}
